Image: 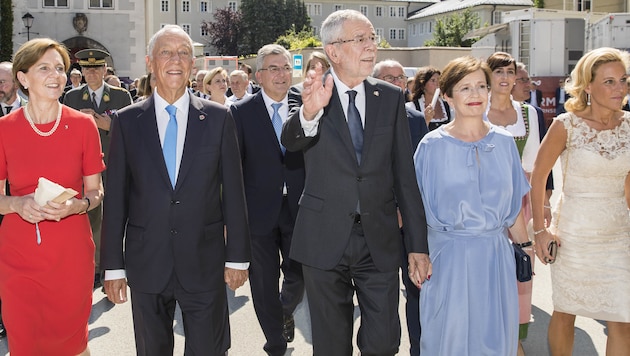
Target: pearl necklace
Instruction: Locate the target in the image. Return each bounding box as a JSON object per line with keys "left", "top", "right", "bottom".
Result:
{"left": 24, "top": 104, "right": 62, "bottom": 137}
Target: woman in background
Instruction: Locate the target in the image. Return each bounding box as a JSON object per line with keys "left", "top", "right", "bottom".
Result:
{"left": 410, "top": 66, "right": 451, "bottom": 130}
{"left": 485, "top": 52, "right": 551, "bottom": 354}
{"left": 303, "top": 51, "right": 330, "bottom": 78}
{"left": 203, "top": 67, "right": 230, "bottom": 107}
{"left": 531, "top": 47, "right": 630, "bottom": 355}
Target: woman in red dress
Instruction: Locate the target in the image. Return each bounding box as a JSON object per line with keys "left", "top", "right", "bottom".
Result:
{"left": 0, "top": 38, "right": 105, "bottom": 355}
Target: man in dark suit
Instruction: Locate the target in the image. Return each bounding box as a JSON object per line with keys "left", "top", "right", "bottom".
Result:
{"left": 63, "top": 49, "right": 133, "bottom": 288}
{"left": 373, "top": 59, "right": 427, "bottom": 356}
{"left": 59, "top": 68, "right": 83, "bottom": 103}
{"left": 527, "top": 81, "right": 543, "bottom": 108}
{"left": 101, "top": 25, "right": 251, "bottom": 355}
{"left": 0, "top": 62, "right": 27, "bottom": 119}
{"left": 281, "top": 10, "right": 431, "bottom": 356}
{"left": 555, "top": 77, "right": 569, "bottom": 116}
{"left": 231, "top": 44, "right": 305, "bottom": 356}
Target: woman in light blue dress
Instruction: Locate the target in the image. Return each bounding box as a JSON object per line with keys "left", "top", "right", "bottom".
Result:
{"left": 414, "top": 56, "right": 531, "bottom": 355}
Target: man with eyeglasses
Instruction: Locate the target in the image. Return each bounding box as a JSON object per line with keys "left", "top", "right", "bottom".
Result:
{"left": 527, "top": 79, "right": 543, "bottom": 108}
{"left": 231, "top": 44, "right": 305, "bottom": 356}
{"left": 0, "top": 62, "right": 26, "bottom": 119}
{"left": 101, "top": 25, "right": 250, "bottom": 355}
{"left": 282, "top": 10, "right": 430, "bottom": 356}
{"left": 555, "top": 77, "right": 570, "bottom": 116}
{"left": 227, "top": 70, "right": 252, "bottom": 103}
{"left": 64, "top": 48, "right": 133, "bottom": 290}
{"left": 373, "top": 58, "right": 427, "bottom": 356}
{"left": 60, "top": 68, "right": 83, "bottom": 103}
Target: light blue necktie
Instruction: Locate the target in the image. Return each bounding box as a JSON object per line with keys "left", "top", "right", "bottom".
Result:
{"left": 271, "top": 102, "right": 285, "bottom": 154}
{"left": 346, "top": 90, "right": 363, "bottom": 163}
{"left": 164, "top": 105, "right": 178, "bottom": 188}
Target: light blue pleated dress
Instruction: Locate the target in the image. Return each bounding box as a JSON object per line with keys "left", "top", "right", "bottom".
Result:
{"left": 414, "top": 125, "right": 530, "bottom": 355}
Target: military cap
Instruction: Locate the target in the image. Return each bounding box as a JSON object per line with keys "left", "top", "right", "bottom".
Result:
{"left": 75, "top": 48, "right": 110, "bottom": 67}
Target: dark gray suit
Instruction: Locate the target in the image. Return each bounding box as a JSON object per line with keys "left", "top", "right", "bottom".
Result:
{"left": 101, "top": 94, "right": 250, "bottom": 355}
{"left": 281, "top": 75, "right": 428, "bottom": 355}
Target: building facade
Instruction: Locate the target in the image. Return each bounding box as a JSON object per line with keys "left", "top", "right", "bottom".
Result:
{"left": 10, "top": 0, "right": 146, "bottom": 81}
{"left": 407, "top": 0, "right": 534, "bottom": 47}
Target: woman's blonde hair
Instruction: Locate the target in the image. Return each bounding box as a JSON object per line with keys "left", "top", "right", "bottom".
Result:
{"left": 202, "top": 67, "right": 228, "bottom": 95}
{"left": 565, "top": 47, "right": 630, "bottom": 112}
{"left": 303, "top": 51, "right": 330, "bottom": 77}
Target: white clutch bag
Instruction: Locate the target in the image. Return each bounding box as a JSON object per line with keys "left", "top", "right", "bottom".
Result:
{"left": 34, "top": 177, "right": 79, "bottom": 207}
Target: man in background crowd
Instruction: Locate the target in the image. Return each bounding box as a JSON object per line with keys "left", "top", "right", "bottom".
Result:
{"left": 63, "top": 49, "right": 133, "bottom": 289}
{"left": 231, "top": 44, "right": 305, "bottom": 356}
{"left": 227, "top": 70, "right": 253, "bottom": 103}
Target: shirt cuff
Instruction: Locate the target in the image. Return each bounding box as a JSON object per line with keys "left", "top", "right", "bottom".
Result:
{"left": 299, "top": 106, "right": 323, "bottom": 137}
{"left": 104, "top": 269, "right": 127, "bottom": 281}
{"left": 225, "top": 262, "right": 250, "bottom": 270}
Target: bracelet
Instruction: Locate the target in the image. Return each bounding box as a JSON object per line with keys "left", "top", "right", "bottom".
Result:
{"left": 544, "top": 205, "right": 551, "bottom": 209}
{"left": 533, "top": 228, "right": 546, "bottom": 235}
{"left": 515, "top": 240, "right": 534, "bottom": 248}
{"left": 79, "top": 197, "right": 90, "bottom": 215}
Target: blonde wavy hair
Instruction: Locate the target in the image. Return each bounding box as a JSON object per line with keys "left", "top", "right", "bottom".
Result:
{"left": 564, "top": 47, "right": 630, "bottom": 112}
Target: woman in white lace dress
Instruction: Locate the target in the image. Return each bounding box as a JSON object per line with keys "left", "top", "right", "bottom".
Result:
{"left": 531, "top": 47, "right": 630, "bottom": 355}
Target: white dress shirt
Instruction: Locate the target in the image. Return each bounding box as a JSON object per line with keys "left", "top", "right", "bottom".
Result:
{"left": 105, "top": 88, "right": 247, "bottom": 281}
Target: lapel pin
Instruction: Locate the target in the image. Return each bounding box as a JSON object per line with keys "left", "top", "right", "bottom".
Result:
{"left": 65, "top": 125, "right": 68, "bottom": 129}
{"left": 373, "top": 91, "right": 379, "bottom": 97}
{"left": 199, "top": 115, "right": 206, "bottom": 121}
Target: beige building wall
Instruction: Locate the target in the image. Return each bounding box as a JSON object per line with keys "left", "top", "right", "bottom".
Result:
{"left": 543, "top": 0, "right": 628, "bottom": 12}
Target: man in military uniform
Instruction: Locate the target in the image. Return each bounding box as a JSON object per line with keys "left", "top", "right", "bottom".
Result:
{"left": 63, "top": 49, "right": 133, "bottom": 288}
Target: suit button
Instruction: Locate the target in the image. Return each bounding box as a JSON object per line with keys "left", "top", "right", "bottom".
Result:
{"left": 170, "top": 229, "right": 177, "bottom": 235}
{"left": 356, "top": 176, "right": 363, "bottom": 181}
{"left": 170, "top": 200, "right": 180, "bottom": 205}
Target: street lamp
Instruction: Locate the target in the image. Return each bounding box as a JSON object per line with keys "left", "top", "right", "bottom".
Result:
{"left": 21, "top": 13, "right": 37, "bottom": 41}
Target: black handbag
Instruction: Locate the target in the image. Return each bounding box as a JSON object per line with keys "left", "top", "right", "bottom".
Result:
{"left": 513, "top": 242, "right": 533, "bottom": 282}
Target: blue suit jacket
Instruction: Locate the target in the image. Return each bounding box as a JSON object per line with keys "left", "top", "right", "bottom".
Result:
{"left": 231, "top": 92, "right": 305, "bottom": 235}
{"left": 101, "top": 94, "right": 250, "bottom": 294}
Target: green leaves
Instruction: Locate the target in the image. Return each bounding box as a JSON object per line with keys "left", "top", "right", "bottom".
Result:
{"left": 424, "top": 9, "right": 481, "bottom": 48}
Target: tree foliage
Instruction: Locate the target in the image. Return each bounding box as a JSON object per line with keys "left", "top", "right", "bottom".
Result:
{"left": 424, "top": 9, "right": 481, "bottom": 47}
{"left": 276, "top": 25, "right": 320, "bottom": 50}
{"left": 239, "top": 0, "right": 310, "bottom": 56}
{"left": 0, "top": 0, "right": 14, "bottom": 62}
{"left": 202, "top": 7, "right": 242, "bottom": 56}
{"left": 533, "top": 0, "right": 545, "bottom": 8}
